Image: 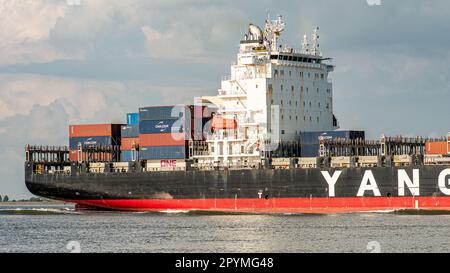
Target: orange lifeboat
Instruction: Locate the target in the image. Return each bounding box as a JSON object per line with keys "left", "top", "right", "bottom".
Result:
{"left": 212, "top": 116, "right": 237, "bottom": 130}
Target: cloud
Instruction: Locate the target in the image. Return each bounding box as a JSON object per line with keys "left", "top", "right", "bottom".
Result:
{"left": 0, "top": 0, "right": 69, "bottom": 65}
{"left": 0, "top": 101, "right": 70, "bottom": 199}
{"left": 141, "top": 5, "right": 245, "bottom": 63}
{"left": 0, "top": 74, "right": 111, "bottom": 121}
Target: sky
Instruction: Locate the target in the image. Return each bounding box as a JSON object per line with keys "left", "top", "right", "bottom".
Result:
{"left": 0, "top": 0, "right": 449, "bottom": 198}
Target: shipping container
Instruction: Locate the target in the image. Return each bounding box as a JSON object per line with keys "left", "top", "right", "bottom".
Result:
{"left": 139, "top": 133, "right": 188, "bottom": 147}
{"left": 120, "top": 137, "right": 139, "bottom": 151}
{"left": 300, "top": 144, "right": 320, "bottom": 157}
{"left": 146, "top": 160, "right": 187, "bottom": 171}
{"left": 146, "top": 159, "right": 186, "bottom": 168}
{"left": 127, "top": 113, "right": 139, "bottom": 125}
{"left": 69, "top": 124, "right": 122, "bottom": 138}
{"left": 299, "top": 130, "right": 365, "bottom": 145}
{"left": 425, "top": 142, "right": 450, "bottom": 155}
{"left": 212, "top": 116, "right": 237, "bottom": 130}
{"left": 139, "top": 105, "right": 191, "bottom": 121}
{"left": 69, "top": 136, "right": 117, "bottom": 150}
{"left": 69, "top": 150, "right": 113, "bottom": 162}
{"left": 139, "top": 146, "right": 188, "bottom": 160}
{"left": 121, "top": 125, "right": 139, "bottom": 138}
{"left": 121, "top": 150, "right": 139, "bottom": 162}
{"left": 139, "top": 119, "right": 190, "bottom": 135}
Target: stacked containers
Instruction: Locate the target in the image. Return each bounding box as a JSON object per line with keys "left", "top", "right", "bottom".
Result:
{"left": 121, "top": 113, "right": 140, "bottom": 161}
{"left": 298, "top": 130, "right": 365, "bottom": 157}
{"left": 69, "top": 124, "right": 122, "bottom": 162}
{"left": 121, "top": 125, "right": 140, "bottom": 162}
{"left": 139, "top": 105, "right": 192, "bottom": 160}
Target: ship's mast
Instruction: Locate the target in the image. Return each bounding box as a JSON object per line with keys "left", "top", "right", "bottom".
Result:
{"left": 264, "top": 14, "right": 286, "bottom": 52}
{"left": 310, "top": 27, "right": 321, "bottom": 56}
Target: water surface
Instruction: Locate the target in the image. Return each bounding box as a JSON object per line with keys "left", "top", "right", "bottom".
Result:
{"left": 1, "top": 205, "right": 449, "bottom": 253}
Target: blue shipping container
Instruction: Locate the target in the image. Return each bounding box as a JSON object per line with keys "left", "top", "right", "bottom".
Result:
{"left": 127, "top": 113, "right": 139, "bottom": 125}
{"left": 139, "top": 119, "right": 188, "bottom": 134}
{"left": 121, "top": 125, "right": 140, "bottom": 138}
{"left": 69, "top": 136, "right": 115, "bottom": 150}
{"left": 139, "top": 105, "right": 191, "bottom": 121}
{"left": 300, "top": 145, "right": 320, "bottom": 157}
{"left": 139, "top": 146, "right": 187, "bottom": 160}
{"left": 299, "top": 130, "right": 365, "bottom": 145}
{"left": 121, "top": 150, "right": 139, "bottom": 162}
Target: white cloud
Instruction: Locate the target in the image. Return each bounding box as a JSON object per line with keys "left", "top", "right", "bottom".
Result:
{"left": 141, "top": 5, "right": 244, "bottom": 63}
{"left": 0, "top": 74, "right": 130, "bottom": 122}
{"left": 141, "top": 25, "right": 203, "bottom": 59}
{"left": 0, "top": 101, "right": 70, "bottom": 199}
{"left": 0, "top": 0, "right": 69, "bottom": 64}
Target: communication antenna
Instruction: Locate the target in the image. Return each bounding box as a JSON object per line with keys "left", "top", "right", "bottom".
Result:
{"left": 265, "top": 14, "right": 286, "bottom": 52}
{"left": 301, "top": 34, "right": 310, "bottom": 54}
{"left": 310, "top": 26, "right": 321, "bottom": 56}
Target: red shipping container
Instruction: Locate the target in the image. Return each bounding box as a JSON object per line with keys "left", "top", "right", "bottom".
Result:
{"left": 139, "top": 133, "right": 188, "bottom": 147}
{"left": 425, "top": 142, "right": 450, "bottom": 155}
{"left": 69, "top": 124, "right": 122, "bottom": 138}
{"left": 120, "top": 138, "right": 140, "bottom": 151}
{"left": 69, "top": 150, "right": 113, "bottom": 162}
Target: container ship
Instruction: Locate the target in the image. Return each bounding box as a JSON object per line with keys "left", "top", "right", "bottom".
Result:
{"left": 25, "top": 15, "right": 450, "bottom": 213}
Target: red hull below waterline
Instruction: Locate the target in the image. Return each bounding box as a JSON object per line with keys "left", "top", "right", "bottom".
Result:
{"left": 71, "top": 197, "right": 450, "bottom": 214}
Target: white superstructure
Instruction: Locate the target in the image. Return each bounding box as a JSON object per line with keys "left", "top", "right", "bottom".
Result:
{"left": 199, "top": 15, "right": 338, "bottom": 166}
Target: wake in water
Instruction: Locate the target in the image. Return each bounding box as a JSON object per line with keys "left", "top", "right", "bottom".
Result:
{"left": 388, "top": 209, "right": 450, "bottom": 216}
{"left": 0, "top": 207, "right": 78, "bottom": 215}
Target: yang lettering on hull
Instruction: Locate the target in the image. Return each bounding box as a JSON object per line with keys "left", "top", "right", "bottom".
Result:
{"left": 321, "top": 168, "right": 450, "bottom": 197}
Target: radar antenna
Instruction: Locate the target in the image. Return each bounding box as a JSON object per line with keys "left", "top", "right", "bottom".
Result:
{"left": 301, "top": 34, "right": 310, "bottom": 54}
{"left": 264, "top": 14, "right": 286, "bottom": 52}
{"left": 310, "top": 26, "right": 321, "bottom": 56}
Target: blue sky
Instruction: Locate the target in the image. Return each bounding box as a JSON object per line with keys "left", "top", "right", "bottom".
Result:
{"left": 0, "top": 0, "right": 449, "bottom": 198}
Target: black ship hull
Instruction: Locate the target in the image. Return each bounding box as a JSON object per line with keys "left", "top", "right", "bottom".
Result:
{"left": 25, "top": 164, "right": 450, "bottom": 213}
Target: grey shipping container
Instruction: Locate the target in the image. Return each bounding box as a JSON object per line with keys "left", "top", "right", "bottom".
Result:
{"left": 121, "top": 125, "right": 139, "bottom": 138}
{"left": 121, "top": 150, "right": 139, "bottom": 162}
{"left": 139, "top": 146, "right": 188, "bottom": 160}
{"left": 139, "top": 105, "right": 191, "bottom": 121}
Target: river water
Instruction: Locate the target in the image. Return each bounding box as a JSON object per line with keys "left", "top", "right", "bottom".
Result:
{"left": 1, "top": 204, "right": 449, "bottom": 253}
